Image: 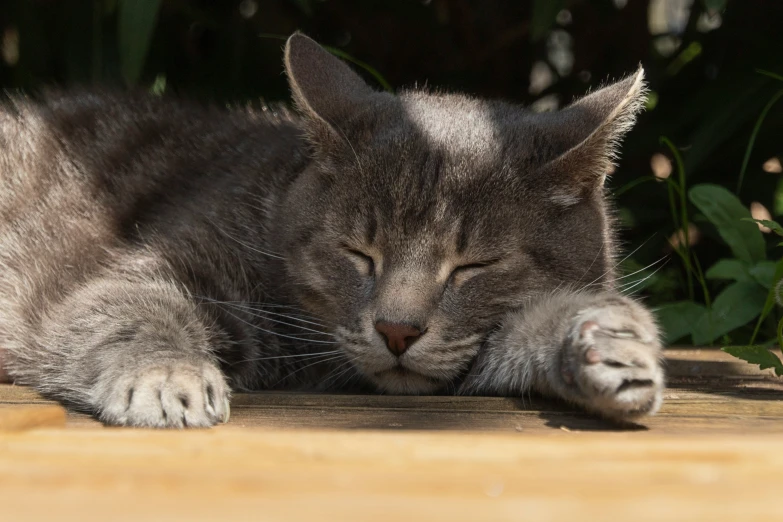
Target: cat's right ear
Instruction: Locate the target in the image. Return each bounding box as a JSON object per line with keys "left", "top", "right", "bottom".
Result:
{"left": 284, "top": 33, "right": 377, "bottom": 133}
{"left": 533, "top": 68, "right": 648, "bottom": 206}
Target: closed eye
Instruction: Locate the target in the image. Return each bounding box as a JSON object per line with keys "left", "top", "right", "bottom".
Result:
{"left": 449, "top": 259, "right": 499, "bottom": 285}
{"left": 344, "top": 247, "right": 376, "bottom": 277}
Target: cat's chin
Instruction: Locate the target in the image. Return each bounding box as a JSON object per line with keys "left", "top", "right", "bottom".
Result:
{"left": 372, "top": 366, "right": 443, "bottom": 395}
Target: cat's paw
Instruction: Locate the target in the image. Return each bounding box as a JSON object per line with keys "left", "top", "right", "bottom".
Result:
{"left": 561, "top": 297, "right": 664, "bottom": 420}
{"left": 95, "top": 358, "right": 230, "bottom": 428}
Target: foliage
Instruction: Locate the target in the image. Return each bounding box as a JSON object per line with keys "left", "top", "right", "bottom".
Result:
{"left": 0, "top": 0, "right": 782, "bottom": 374}
{"left": 644, "top": 87, "right": 783, "bottom": 374}
{"left": 118, "top": 0, "right": 162, "bottom": 86}
{"left": 723, "top": 345, "right": 783, "bottom": 377}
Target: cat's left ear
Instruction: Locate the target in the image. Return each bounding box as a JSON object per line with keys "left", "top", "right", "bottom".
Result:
{"left": 284, "top": 32, "right": 379, "bottom": 136}
{"left": 535, "top": 67, "right": 647, "bottom": 205}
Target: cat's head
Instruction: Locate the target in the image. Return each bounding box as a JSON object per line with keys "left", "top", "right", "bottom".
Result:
{"left": 279, "top": 33, "right": 646, "bottom": 393}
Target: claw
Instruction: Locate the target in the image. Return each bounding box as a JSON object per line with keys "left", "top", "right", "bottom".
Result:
{"left": 222, "top": 398, "right": 231, "bottom": 424}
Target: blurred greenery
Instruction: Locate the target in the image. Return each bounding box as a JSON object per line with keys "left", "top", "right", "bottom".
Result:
{"left": 1, "top": 0, "right": 782, "bottom": 369}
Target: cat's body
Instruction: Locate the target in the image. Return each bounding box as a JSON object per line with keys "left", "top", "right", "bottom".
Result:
{"left": 0, "top": 34, "right": 664, "bottom": 427}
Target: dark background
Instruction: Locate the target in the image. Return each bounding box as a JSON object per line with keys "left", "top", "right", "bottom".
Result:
{"left": 1, "top": 0, "right": 781, "bottom": 344}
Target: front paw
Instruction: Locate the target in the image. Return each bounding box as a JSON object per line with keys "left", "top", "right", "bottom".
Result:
{"left": 561, "top": 297, "right": 664, "bottom": 420}
{"left": 94, "top": 358, "right": 230, "bottom": 428}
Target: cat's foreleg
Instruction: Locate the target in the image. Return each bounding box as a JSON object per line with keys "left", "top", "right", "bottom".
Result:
{"left": 12, "top": 276, "right": 230, "bottom": 427}
{"left": 460, "top": 290, "right": 664, "bottom": 420}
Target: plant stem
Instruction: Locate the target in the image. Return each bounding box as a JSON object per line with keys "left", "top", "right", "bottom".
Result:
{"left": 750, "top": 257, "right": 783, "bottom": 345}
{"left": 660, "top": 136, "right": 694, "bottom": 301}
{"left": 736, "top": 89, "right": 783, "bottom": 194}
{"left": 756, "top": 69, "right": 783, "bottom": 83}
{"left": 614, "top": 175, "right": 682, "bottom": 198}
{"left": 691, "top": 254, "right": 711, "bottom": 307}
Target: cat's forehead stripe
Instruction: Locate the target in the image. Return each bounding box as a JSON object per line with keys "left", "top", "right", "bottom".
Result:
{"left": 400, "top": 97, "right": 500, "bottom": 160}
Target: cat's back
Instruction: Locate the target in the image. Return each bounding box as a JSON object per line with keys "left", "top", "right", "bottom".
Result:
{"left": 0, "top": 90, "right": 304, "bottom": 208}
{"left": 0, "top": 90, "right": 307, "bottom": 331}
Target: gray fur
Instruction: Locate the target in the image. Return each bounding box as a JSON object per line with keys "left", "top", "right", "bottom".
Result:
{"left": 0, "top": 33, "right": 663, "bottom": 427}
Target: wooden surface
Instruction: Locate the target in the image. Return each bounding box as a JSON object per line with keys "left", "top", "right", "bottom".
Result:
{"left": 0, "top": 404, "right": 65, "bottom": 430}
{"left": 1, "top": 348, "right": 782, "bottom": 521}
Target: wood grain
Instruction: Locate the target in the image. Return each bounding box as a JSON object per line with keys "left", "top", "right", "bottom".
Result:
{"left": 1, "top": 429, "right": 782, "bottom": 521}
{"left": 0, "top": 348, "right": 781, "bottom": 521}
{"left": 0, "top": 405, "right": 66, "bottom": 430}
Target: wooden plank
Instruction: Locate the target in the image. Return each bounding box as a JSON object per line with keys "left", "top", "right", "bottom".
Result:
{"left": 0, "top": 348, "right": 781, "bottom": 521}
{"left": 1, "top": 429, "right": 782, "bottom": 521}
{"left": 1, "top": 347, "right": 781, "bottom": 432}
{"left": 0, "top": 405, "right": 66, "bottom": 431}
{"left": 2, "top": 383, "right": 781, "bottom": 433}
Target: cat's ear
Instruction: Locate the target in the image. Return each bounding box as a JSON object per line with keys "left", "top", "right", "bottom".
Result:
{"left": 284, "top": 32, "right": 376, "bottom": 130}
{"left": 536, "top": 67, "right": 647, "bottom": 205}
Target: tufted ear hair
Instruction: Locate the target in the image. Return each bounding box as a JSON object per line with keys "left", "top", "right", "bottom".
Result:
{"left": 534, "top": 67, "right": 648, "bottom": 205}
{"left": 284, "top": 32, "right": 380, "bottom": 134}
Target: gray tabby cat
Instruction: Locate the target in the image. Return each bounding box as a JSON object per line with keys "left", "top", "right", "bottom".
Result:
{"left": 0, "top": 33, "right": 663, "bottom": 428}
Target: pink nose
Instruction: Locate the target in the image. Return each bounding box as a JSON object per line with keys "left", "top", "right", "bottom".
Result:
{"left": 374, "top": 321, "right": 422, "bottom": 356}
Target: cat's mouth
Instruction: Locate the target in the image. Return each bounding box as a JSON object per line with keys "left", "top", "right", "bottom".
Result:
{"left": 376, "top": 365, "right": 435, "bottom": 380}
{"left": 372, "top": 364, "right": 444, "bottom": 394}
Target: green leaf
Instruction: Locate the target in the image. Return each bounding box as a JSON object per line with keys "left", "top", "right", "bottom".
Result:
{"left": 722, "top": 346, "right": 783, "bottom": 377}
{"left": 749, "top": 261, "right": 778, "bottom": 289}
{"left": 692, "top": 281, "right": 769, "bottom": 345}
{"left": 702, "top": 0, "right": 727, "bottom": 12}
{"left": 741, "top": 218, "right": 783, "bottom": 237}
{"left": 750, "top": 258, "right": 783, "bottom": 344}
{"left": 530, "top": 0, "right": 566, "bottom": 42}
{"left": 118, "top": 0, "right": 162, "bottom": 86}
{"left": 688, "top": 184, "right": 766, "bottom": 263}
{"left": 705, "top": 259, "right": 752, "bottom": 282}
{"left": 150, "top": 74, "right": 166, "bottom": 96}
{"left": 654, "top": 301, "right": 706, "bottom": 344}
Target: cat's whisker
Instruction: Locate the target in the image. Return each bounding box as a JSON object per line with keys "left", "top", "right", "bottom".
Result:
{"left": 218, "top": 306, "right": 339, "bottom": 345}
{"left": 327, "top": 362, "right": 359, "bottom": 389}
{"left": 335, "top": 356, "right": 364, "bottom": 386}
{"left": 223, "top": 301, "right": 332, "bottom": 327}
{"left": 580, "top": 234, "right": 658, "bottom": 292}
{"left": 608, "top": 255, "right": 669, "bottom": 285}
{"left": 272, "top": 353, "right": 347, "bottom": 387}
{"left": 569, "top": 243, "right": 605, "bottom": 291}
{"left": 580, "top": 254, "right": 667, "bottom": 294}
{"left": 204, "top": 215, "right": 286, "bottom": 260}
{"left": 337, "top": 372, "right": 362, "bottom": 391}
{"left": 240, "top": 307, "right": 332, "bottom": 329}
{"left": 214, "top": 301, "right": 335, "bottom": 336}
{"left": 193, "top": 295, "right": 335, "bottom": 332}
{"left": 229, "top": 350, "right": 341, "bottom": 366}
{"left": 618, "top": 259, "right": 671, "bottom": 295}
{"left": 321, "top": 355, "right": 358, "bottom": 384}
{"left": 616, "top": 259, "right": 669, "bottom": 290}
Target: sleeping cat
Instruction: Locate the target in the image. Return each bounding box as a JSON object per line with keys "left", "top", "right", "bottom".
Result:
{"left": 0, "top": 33, "right": 663, "bottom": 427}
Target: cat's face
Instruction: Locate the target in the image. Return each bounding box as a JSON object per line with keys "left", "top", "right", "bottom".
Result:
{"left": 279, "top": 34, "right": 645, "bottom": 393}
